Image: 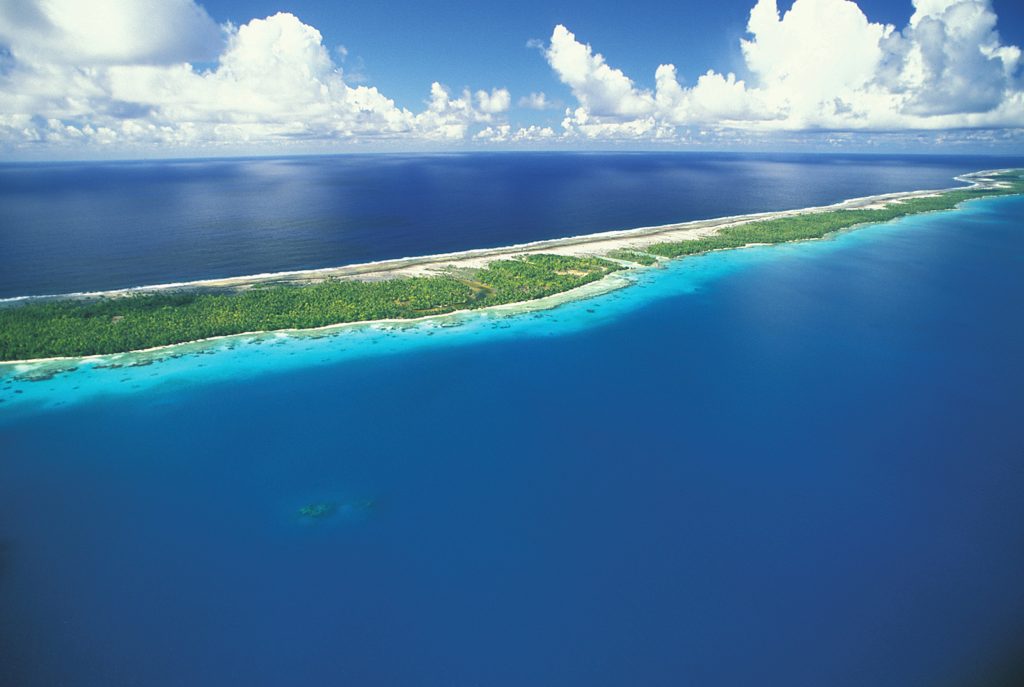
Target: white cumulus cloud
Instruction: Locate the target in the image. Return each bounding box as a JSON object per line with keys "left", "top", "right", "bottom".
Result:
{"left": 0, "top": 0, "right": 224, "bottom": 65}
{"left": 475, "top": 88, "right": 512, "bottom": 114}
{"left": 1, "top": 0, "right": 1021, "bottom": 153}
{"left": 475, "top": 124, "right": 556, "bottom": 142}
{"left": 546, "top": 25, "right": 655, "bottom": 119}
{"left": 0, "top": 3, "right": 512, "bottom": 152}
{"left": 518, "top": 92, "right": 556, "bottom": 110}
{"left": 544, "top": 0, "right": 1024, "bottom": 140}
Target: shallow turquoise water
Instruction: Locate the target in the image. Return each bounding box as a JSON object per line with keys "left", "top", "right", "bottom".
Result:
{"left": 1, "top": 196, "right": 1023, "bottom": 686}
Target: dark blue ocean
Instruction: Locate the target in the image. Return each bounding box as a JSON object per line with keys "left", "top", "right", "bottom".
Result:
{"left": 1, "top": 154, "right": 1024, "bottom": 686}
{"left": 1, "top": 152, "right": 1022, "bottom": 298}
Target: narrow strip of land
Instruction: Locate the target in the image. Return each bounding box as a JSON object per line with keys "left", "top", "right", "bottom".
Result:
{"left": 1, "top": 169, "right": 1020, "bottom": 363}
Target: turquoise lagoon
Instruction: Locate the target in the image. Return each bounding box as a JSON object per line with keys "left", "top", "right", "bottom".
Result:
{"left": 1, "top": 195, "right": 1023, "bottom": 686}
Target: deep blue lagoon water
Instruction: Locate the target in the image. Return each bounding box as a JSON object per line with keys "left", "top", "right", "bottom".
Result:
{"left": 1, "top": 152, "right": 1023, "bottom": 298}
{"left": 1, "top": 156, "right": 1024, "bottom": 686}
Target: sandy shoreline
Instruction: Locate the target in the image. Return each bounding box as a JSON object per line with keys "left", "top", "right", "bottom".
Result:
{"left": 0, "top": 168, "right": 1016, "bottom": 370}
{"left": 2, "top": 168, "right": 1011, "bottom": 305}
{"left": 1, "top": 272, "right": 633, "bottom": 373}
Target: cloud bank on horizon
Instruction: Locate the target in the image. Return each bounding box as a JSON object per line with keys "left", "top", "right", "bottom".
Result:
{"left": 550, "top": 0, "right": 1022, "bottom": 138}
{"left": 0, "top": 0, "right": 1020, "bottom": 155}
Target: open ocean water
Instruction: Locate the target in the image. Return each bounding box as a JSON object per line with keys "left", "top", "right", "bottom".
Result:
{"left": 1, "top": 152, "right": 1022, "bottom": 298}
{"left": 1, "top": 154, "right": 1024, "bottom": 686}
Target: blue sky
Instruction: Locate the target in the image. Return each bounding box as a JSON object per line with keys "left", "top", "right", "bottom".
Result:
{"left": 0, "top": 0, "right": 1022, "bottom": 157}
{"left": 195, "top": 0, "right": 1024, "bottom": 116}
{"left": 193, "top": 0, "right": 763, "bottom": 116}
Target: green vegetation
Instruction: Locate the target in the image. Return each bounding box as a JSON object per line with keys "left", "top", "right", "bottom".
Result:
{"left": 606, "top": 249, "right": 660, "bottom": 266}
{"left": 0, "top": 254, "right": 621, "bottom": 360}
{"left": 1, "top": 171, "right": 1020, "bottom": 362}
{"left": 646, "top": 175, "right": 1024, "bottom": 259}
